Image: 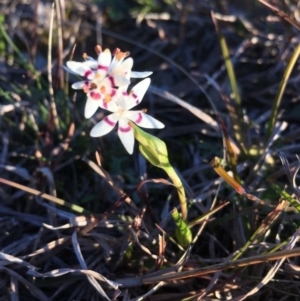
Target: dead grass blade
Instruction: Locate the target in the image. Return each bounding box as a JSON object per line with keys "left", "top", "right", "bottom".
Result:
{"left": 28, "top": 267, "right": 120, "bottom": 289}
{"left": 130, "top": 281, "right": 166, "bottom": 301}
{"left": 71, "top": 231, "right": 112, "bottom": 300}
{"left": 141, "top": 246, "right": 300, "bottom": 285}
{"left": 188, "top": 201, "right": 229, "bottom": 228}
{"left": 0, "top": 132, "right": 8, "bottom": 164}
{"left": 0, "top": 267, "right": 50, "bottom": 301}
{"left": 82, "top": 155, "right": 124, "bottom": 195}
{"left": 10, "top": 275, "right": 18, "bottom": 301}
{"left": 244, "top": 121, "right": 287, "bottom": 191}
{"left": 0, "top": 104, "right": 15, "bottom": 115}
{"left": 129, "top": 228, "right": 166, "bottom": 262}
{"left": 232, "top": 226, "right": 300, "bottom": 301}
{"left": 71, "top": 230, "right": 88, "bottom": 270}
{"left": 0, "top": 204, "right": 47, "bottom": 227}
{"left": 154, "top": 234, "right": 166, "bottom": 271}
{"left": 38, "top": 167, "right": 56, "bottom": 197}
{"left": 210, "top": 157, "right": 245, "bottom": 195}
{"left": 0, "top": 177, "right": 90, "bottom": 214}
{"left": 149, "top": 86, "right": 219, "bottom": 132}
{"left": 52, "top": 122, "right": 75, "bottom": 169}
{"left": 23, "top": 237, "right": 69, "bottom": 260}
{"left": 211, "top": 157, "right": 270, "bottom": 206}
{"left": 233, "top": 200, "right": 289, "bottom": 261}
{"left": 278, "top": 151, "right": 300, "bottom": 202}
{"left": 55, "top": 0, "right": 64, "bottom": 89}
{"left": 43, "top": 215, "right": 92, "bottom": 230}
{"left": 48, "top": 2, "right": 60, "bottom": 133}
{"left": 1, "top": 234, "right": 37, "bottom": 256}
{"left": 258, "top": 0, "right": 300, "bottom": 31}
{"left": 0, "top": 164, "right": 31, "bottom": 181}
{"left": 0, "top": 251, "right": 37, "bottom": 270}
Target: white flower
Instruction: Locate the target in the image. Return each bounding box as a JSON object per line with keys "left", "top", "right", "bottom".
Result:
{"left": 64, "top": 46, "right": 153, "bottom": 119}
{"left": 90, "top": 78, "right": 164, "bottom": 154}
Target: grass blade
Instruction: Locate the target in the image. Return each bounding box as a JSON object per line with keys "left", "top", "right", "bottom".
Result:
{"left": 210, "top": 157, "right": 245, "bottom": 195}
{"left": 0, "top": 20, "right": 42, "bottom": 89}
{"left": 266, "top": 43, "right": 300, "bottom": 139}
{"left": 232, "top": 200, "right": 288, "bottom": 261}
{"left": 212, "top": 12, "right": 247, "bottom": 154}
{"left": 0, "top": 177, "right": 91, "bottom": 214}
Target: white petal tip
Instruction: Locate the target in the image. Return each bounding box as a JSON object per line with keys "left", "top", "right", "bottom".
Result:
{"left": 130, "top": 71, "right": 153, "bottom": 78}
{"left": 90, "top": 129, "right": 98, "bottom": 137}
{"left": 127, "top": 148, "right": 134, "bottom": 155}
{"left": 66, "top": 61, "right": 77, "bottom": 70}
{"left": 84, "top": 98, "right": 100, "bottom": 119}
{"left": 71, "top": 81, "right": 86, "bottom": 89}
{"left": 118, "top": 122, "right": 134, "bottom": 154}
{"left": 85, "top": 112, "right": 93, "bottom": 119}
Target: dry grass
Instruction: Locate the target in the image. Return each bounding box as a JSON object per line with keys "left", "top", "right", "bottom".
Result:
{"left": 1, "top": 0, "right": 300, "bottom": 300}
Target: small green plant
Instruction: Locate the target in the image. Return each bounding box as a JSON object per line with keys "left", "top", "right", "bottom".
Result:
{"left": 64, "top": 45, "right": 190, "bottom": 243}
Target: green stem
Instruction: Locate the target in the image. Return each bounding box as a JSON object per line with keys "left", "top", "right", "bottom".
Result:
{"left": 132, "top": 123, "right": 188, "bottom": 220}
{"left": 165, "top": 166, "right": 187, "bottom": 221}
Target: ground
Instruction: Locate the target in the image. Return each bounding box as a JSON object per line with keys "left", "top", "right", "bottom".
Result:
{"left": 1, "top": 0, "right": 300, "bottom": 300}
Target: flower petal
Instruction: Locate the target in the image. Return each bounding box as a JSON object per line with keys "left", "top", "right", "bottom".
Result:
{"left": 109, "top": 54, "right": 120, "bottom": 72}
{"left": 125, "top": 78, "right": 151, "bottom": 110}
{"left": 118, "top": 57, "right": 133, "bottom": 75}
{"left": 66, "top": 61, "right": 95, "bottom": 80}
{"left": 125, "top": 111, "right": 164, "bottom": 129}
{"left": 118, "top": 119, "right": 134, "bottom": 154}
{"left": 97, "top": 49, "right": 112, "bottom": 77}
{"left": 87, "top": 88, "right": 119, "bottom": 113}
{"left": 99, "top": 98, "right": 119, "bottom": 112}
{"left": 112, "top": 88, "right": 127, "bottom": 108}
{"left": 63, "top": 65, "right": 79, "bottom": 75}
{"left": 85, "top": 98, "right": 100, "bottom": 118}
{"left": 130, "top": 71, "right": 153, "bottom": 78}
{"left": 83, "top": 59, "right": 98, "bottom": 70}
{"left": 90, "top": 113, "right": 119, "bottom": 137}
{"left": 71, "top": 81, "right": 88, "bottom": 89}
{"left": 111, "top": 74, "right": 130, "bottom": 87}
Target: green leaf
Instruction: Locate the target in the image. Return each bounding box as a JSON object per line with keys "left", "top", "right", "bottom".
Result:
{"left": 172, "top": 208, "right": 192, "bottom": 247}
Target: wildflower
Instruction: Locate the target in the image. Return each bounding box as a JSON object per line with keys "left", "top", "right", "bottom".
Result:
{"left": 90, "top": 78, "right": 164, "bottom": 154}
{"left": 65, "top": 46, "right": 153, "bottom": 118}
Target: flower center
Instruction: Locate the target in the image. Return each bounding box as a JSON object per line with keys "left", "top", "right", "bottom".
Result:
{"left": 104, "top": 94, "right": 111, "bottom": 103}
{"left": 117, "top": 107, "right": 125, "bottom": 117}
